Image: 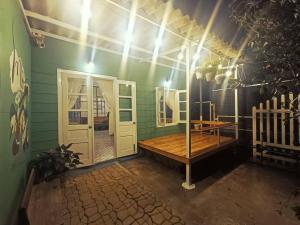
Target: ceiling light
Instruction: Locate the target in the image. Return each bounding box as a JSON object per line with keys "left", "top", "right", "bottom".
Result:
{"left": 164, "top": 80, "right": 171, "bottom": 88}
{"left": 177, "top": 52, "right": 184, "bottom": 60}
{"left": 193, "top": 54, "right": 199, "bottom": 61}
{"left": 87, "top": 61, "right": 94, "bottom": 71}
{"left": 155, "top": 38, "right": 162, "bottom": 48}
{"left": 80, "top": 0, "right": 92, "bottom": 19}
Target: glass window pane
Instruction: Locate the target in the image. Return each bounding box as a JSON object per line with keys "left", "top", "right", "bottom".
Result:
{"left": 119, "top": 84, "right": 131, "bottom": 96}
{"left": 158, "top": 113, "right": 165, "bottom": 126}
{"left": 180, "top": 112, "right": 186, "bottom": 121}
{"left": 120, "top": 111, "right": 132, "bottom": 122}
{"left": 69, "top": 111, "right": 88, "bottom": 125}
{"left": 119, "top": 98, "right": 132, "bottom": 109}
{"left": 68, "top": 95, "right": 88, "bottom": 110}
{"left": 68, "top": 78, "right": 87, "bottom": 94}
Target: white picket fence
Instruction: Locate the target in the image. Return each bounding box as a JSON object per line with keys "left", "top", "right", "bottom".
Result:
{"left": 252, "top": 93, "right": 300, "bottom": 163}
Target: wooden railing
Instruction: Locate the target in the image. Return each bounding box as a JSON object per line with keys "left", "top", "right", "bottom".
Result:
{"left": 191, "top": 120, "right": 238, "bottom": 145}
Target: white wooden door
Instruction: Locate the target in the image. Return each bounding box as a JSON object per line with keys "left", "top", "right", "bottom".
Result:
{"left": 115, "top": 80, "right": 137, "bottom": 157}
{"left": 61, "top": 74, "right": 93, "bottom": 166}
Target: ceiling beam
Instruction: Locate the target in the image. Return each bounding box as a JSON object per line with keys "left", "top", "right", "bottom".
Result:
{"left": 24, "top": 10, "right": 185, "bottom": 66}
{"left": 31, "top": 28, "right": 185, "bottom": 72}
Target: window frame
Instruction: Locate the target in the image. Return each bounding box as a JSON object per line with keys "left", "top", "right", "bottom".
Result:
{"left": 156, "top": 87, "right": 185, "bottom": 127}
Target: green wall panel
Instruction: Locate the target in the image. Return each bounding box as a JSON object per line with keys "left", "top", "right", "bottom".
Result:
{"left": 0, "top": 0, "right": 31, "bottom": 224}
{"left": 31, "top": 36, "right": 185, "bottom": 155}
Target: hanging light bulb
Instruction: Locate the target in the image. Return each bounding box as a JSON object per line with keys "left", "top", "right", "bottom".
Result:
{"left": 225, "top": 70, "right": 233, "bottom": 77}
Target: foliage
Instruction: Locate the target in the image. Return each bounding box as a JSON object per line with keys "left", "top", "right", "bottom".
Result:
{"left": 29, "top": 144, "right": 82, "bottom": 183}
{"left": 229, "top": 0, "right": 300, "bottom": 118}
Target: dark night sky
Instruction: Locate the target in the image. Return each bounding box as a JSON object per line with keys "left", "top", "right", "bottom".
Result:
{"left": 172, "top": 0, "right": 244, "bottom": 48}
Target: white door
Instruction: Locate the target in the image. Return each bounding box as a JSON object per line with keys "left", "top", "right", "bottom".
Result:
{"left": 115, "top": 80, "right": 137, "bottom": 157}
{"left": 61, "top": 74, "right": 93, "bottom": 166}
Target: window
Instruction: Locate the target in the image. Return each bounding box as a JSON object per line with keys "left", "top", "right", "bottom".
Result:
{"left": 156, "top": 87, "right": 185, "bottom": 127}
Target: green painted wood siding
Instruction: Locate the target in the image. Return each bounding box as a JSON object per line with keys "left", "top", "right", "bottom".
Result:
{"left": 0, "top": 0, "right": 31, "bottom": 224}
{"left": 31, "top": 37, "right": 185, "bottom": 157}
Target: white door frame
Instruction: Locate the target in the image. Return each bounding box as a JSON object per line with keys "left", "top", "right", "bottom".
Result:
{"left": 115, "top": 80, "right": 137, "bottom": 157}
{"left": 57, "top": 68, "right": 117, "bottom": 164}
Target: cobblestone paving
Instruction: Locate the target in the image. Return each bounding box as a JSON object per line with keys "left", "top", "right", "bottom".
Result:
{"left": 60, "top": 163, "right": 185, "bottom": 225}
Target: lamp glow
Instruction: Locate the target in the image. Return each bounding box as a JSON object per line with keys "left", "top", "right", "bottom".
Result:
{"left": 177, "top": 52, "right": 184, "bottom": 60}
{"left": 225, "top": 70, "right": 233, "bottom": 77}
{"left": 164, "top": 80, "right": 171, "bottom": 88}
{"left": 155, "top": 38, "right": 162, "bottom": 48}
{"left": 193, "top": 54, "right": 199, "bottom": 61}
{"left": 218, "top": 64, "right": 222, "bottom": 69}
{"left": 87, "top": 61, "right": 94, "bottom": 71}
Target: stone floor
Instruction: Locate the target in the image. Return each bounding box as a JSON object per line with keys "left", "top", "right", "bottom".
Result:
{"left": 60, "top": 163, "right": 184, "bottom": 225}
{"left": 29, "top": 152, "right": 300, "bottom": 225}
{"left": 121, "top": 155, "right": 300, "bottom": 225}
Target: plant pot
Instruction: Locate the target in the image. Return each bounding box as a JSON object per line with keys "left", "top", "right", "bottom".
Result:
{"left": 205, "top": 72, "right": 215, "bottom": 81}
{"left": 215, "top": 74, "right": 226, "bottom": 85}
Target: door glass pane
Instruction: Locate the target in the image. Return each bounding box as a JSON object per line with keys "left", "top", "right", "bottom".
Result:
{"left": 119, "top": 84, "right": 131, "bottom": 96}
{"left": 69, "top": 111, "right": 88, "bottom": 125}
{"left": 180, "top": 102, "right": 186, "bottom": 111}
{"left": 120, "top": 111, "right": 132, "bottom": 122}
{"left": 179, "top": 92, "right": 186, "bottom": 101}
{"left": 68, "top": 95, "right": 88, "bottom": 110}
{"left": 119, "top": 98, "right": 132, "bottom": 109}
{"left": 68, "top": 78, "right": 87, "bottom": 94}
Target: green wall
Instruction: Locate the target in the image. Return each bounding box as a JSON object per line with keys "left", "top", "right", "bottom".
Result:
{"left": 31, "top": 37, "right": 185, "bottom": 156}
{"left": 0, "top": 0, "right": 31, "bottom": 224}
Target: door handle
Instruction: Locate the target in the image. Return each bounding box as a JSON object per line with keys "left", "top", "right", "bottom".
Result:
{"left": 133, "top": 122, "right": 136, "bottom": 124}
{"left": 88, "top": 125, "right": 92, "bottom": 129}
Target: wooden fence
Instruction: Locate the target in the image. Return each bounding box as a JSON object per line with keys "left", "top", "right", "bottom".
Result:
{"left": 252, "top": 93, "right": 300, "bottom": 164}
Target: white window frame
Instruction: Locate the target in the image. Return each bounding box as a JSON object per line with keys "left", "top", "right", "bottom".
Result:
{"left": 178, "top": 90, "right": 187, "bottom": 123}
{"left": 156, "top": 87, "right": 183, "bottom": 127}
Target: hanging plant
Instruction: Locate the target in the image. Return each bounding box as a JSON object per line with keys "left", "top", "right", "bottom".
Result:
{"left": 215, "top": 74, "right": 226, "bottom": 85}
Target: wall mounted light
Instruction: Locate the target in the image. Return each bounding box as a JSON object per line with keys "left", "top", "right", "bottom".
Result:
{"left": 164, "top": 80, "right": 171, "bottom": 88}
{"left": 87, "top": 61, "right": 95, "bottom": 71}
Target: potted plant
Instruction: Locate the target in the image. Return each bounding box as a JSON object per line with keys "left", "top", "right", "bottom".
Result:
{"left": 29, "top": 144, "right": 82, "bottom": 183}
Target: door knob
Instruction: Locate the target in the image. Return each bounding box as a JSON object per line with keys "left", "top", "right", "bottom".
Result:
{"left": 88, "top": 125, "right": 92, "bottom": 129}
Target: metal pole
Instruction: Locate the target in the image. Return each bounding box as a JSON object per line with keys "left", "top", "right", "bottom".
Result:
{"left": 186, "top": 44, "right": 191, "bottom": 160}
{"left": 234, "top": 66, "right": 239, "bottom": 139}
{"left": 200, "top": 79, "right": 203, "bottom": 121}
{"left": 182, "top": 43, "right": 195, "bottom": 190}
